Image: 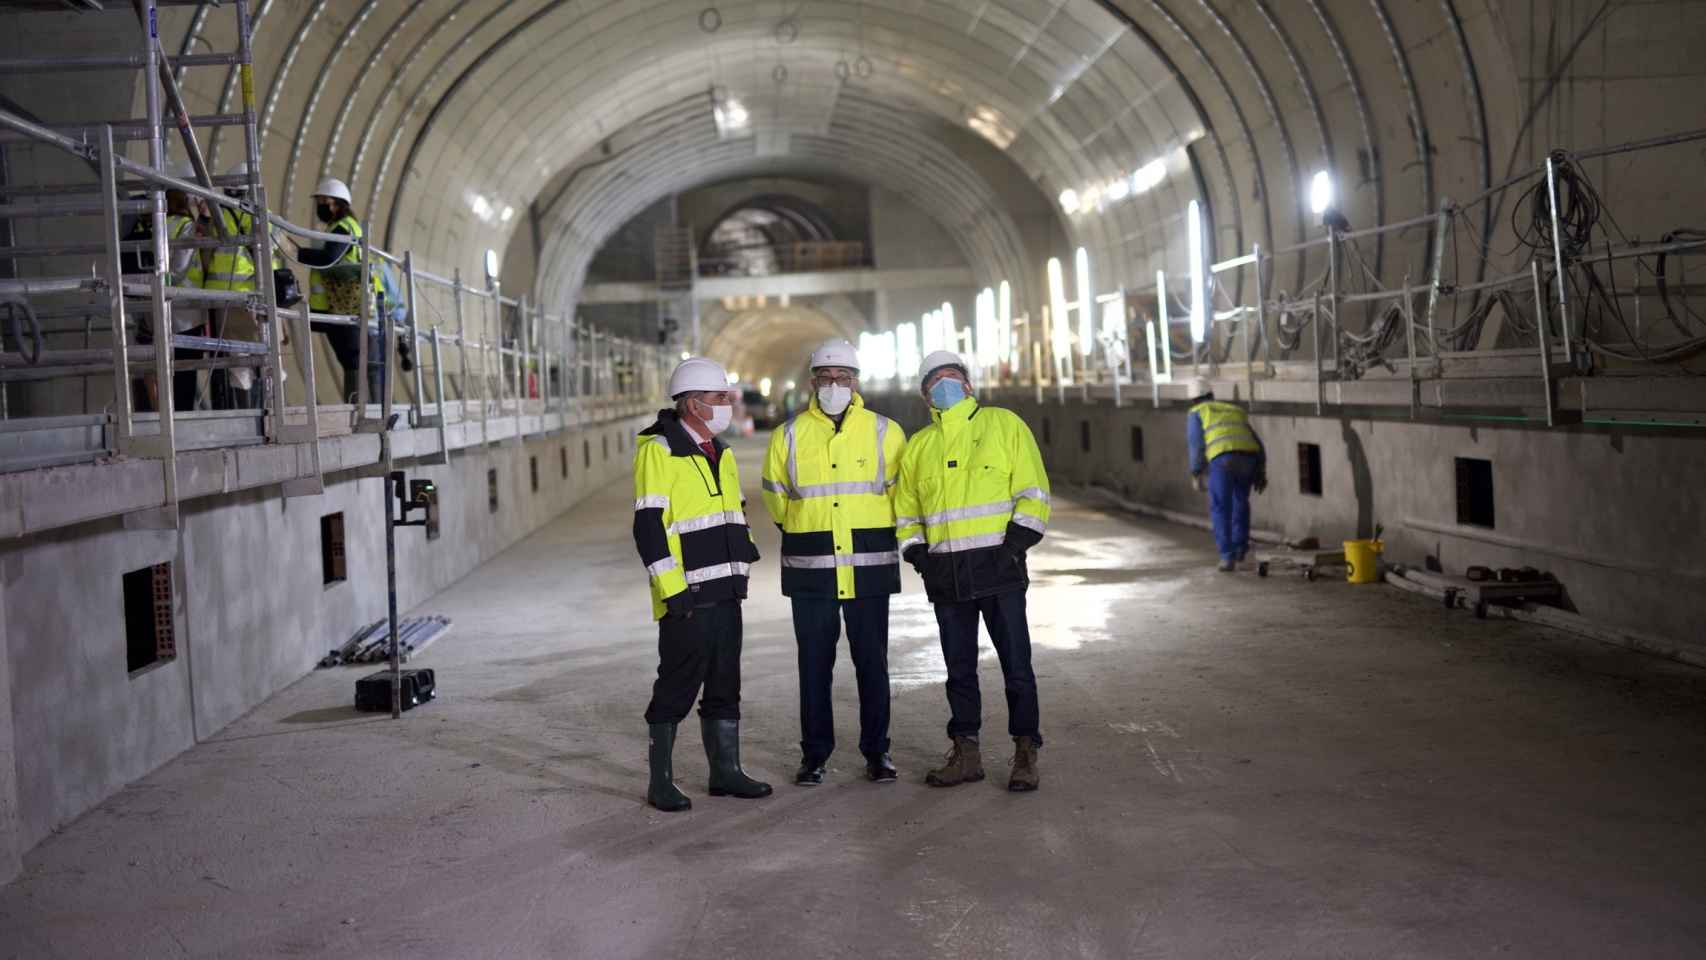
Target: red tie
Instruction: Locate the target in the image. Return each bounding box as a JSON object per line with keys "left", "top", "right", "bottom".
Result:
{"left": 699, "top": 441, "right": 717, "bottom": 462}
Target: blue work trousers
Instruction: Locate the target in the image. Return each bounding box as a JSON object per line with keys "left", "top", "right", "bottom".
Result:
{"left": 1208, "top": 452, "right": 1259, "bottom": 561}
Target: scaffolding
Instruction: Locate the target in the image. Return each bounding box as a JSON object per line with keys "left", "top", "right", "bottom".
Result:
{"left": 0, "top": 1, "right": 669, "bottom": 516}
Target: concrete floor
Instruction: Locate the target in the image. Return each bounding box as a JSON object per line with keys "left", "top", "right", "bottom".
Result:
{"left": 5, "top": 435, "right": 1706, "bottom": 959}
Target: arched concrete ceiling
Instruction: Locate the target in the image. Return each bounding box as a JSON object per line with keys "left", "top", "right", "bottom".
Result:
{"left": 160, "top": 0, "right": 1518, "bottom": 337}
{"left": 701, "top": 296, "right": 865, "bottom": 383}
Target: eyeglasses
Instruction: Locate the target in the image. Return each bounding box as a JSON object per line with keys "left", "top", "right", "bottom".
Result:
{"left": 814, "top": 374, "right": 857, "bottom": 388}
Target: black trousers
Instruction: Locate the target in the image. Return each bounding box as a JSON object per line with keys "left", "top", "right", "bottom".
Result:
{"left": 791, "top": 595, "right": 891, "bottom": 762}
{"left": 933, "top": 589, "right": 1043, "bottom": 746}
{"left": 311, "top": 320, "right": 384, "bottom": 404}
{"left": 644, "top": 600, "right": 742, "bottom": 725}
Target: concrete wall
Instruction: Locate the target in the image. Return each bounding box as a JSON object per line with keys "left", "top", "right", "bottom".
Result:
{"left": 870, "top": 185, "right": 975, "bottom": 344}
{"left": 0, "top": 414, "right": 647, "bottom": 876}
{"left": 875, "top": 389, "right": 1706, "bottom": 651}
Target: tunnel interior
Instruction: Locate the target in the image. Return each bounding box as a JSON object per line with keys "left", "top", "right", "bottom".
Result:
{"left": 0, "top": 1, "right": 1704, "bottom": 951}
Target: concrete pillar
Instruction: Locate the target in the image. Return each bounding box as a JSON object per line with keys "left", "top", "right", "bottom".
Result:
{"left": 0, "top": 580, "right": 22, "bottom": 885}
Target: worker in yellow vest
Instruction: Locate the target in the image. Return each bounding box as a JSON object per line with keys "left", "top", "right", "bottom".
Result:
{"left": 199, "top": 162, "right": 267, "bottom": 409}
{"left": 1185, "top": 377, "right": 1268, "bottom": 571}
{"left": 632, "top": 357, "right": 772, "bottom": 812}
{"left": 895, "top": 350, "right": 1050, "bottom": 792}
{"left": 761, "top": 338, "right": 906, "bottom": 786}
{"left": 295, "top": 177, "right": 385, "bottom": 403}
{"left": 131, "top": 163, "right": 208, "bottom": 413}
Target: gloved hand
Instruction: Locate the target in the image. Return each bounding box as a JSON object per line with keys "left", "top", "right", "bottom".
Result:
{"left": 903, "top": 544, "right": 927, "bottom": 576}
{"left": 1253, "top": 468, "right": 1268, "bottom": 495}
{"left": 1001, "top": 541, "right": 1027, "bottom": 569}
{"left": 664, "top": 591, "right": 694, "bottom": 620}
{"left": 1191, "top": 473, "right": 1205, "bottom": 493}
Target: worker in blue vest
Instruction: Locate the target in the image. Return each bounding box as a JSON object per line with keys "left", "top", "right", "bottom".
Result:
{"left": 1186, "top": 378, "right": 1267, "bottom": 571}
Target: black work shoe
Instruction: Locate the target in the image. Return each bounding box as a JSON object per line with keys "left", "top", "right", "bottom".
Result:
{"left": 645, "top": 722, "right": 691, "bottom": 813}
{"left": 865, "top": 753, "right": 898, "bottom": 783}
{"left": 794, "top": 758, "right": 827, "bottom": 786}
{"left": 701, "top": 717, "right": 773, "bottom": 799}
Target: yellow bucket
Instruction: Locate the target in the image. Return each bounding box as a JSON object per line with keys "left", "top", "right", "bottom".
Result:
{"left": 1343, "top": 539, "right": 1383, "bottom": 584}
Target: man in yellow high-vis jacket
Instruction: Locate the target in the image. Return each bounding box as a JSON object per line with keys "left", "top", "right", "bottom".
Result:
{"left": 761, "top": 338, "right": 906, "bottom": 787}
{"left": 895, "top": 350, "right": 1051, "bottom": 792}
{"left": 1185, "top": 377, "right": 1267, "bottom": 571}
{"left": 632, "top": 356, "right": 772, "bottom": 813}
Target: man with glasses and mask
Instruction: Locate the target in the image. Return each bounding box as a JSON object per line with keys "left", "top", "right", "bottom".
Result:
{"left": 633, "top": 357, "right": 772, "bottom": 812}
{"left": 762, "top": 339, "right": 906, "bottom": 786}
{"left": 895, "top": 350, "right": 1051, "bottom": 792}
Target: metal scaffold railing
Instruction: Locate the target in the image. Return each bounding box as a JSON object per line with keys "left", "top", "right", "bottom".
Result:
{"left": 0, "top": 1, "right": 671, "bottom": 495}
{"left": 854, "top": 128, "right": 1705, "bottom": 430}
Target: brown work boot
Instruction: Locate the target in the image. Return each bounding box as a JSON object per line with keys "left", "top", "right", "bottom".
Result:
{"left": 925, "top": 736, "right": 984, "bottom": 787}
{"left": 1008, "top": 736, "right": 1040, "bottom": 792}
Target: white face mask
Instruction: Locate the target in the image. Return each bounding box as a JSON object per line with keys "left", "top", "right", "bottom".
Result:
{"left": 816, "top": 383, "right": 852, "bottom": 416}
{"left": 703, "top": 403, "right": 734, "bottom": 435}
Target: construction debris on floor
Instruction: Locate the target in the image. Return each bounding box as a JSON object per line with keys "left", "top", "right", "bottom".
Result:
{"left": 319, "top": 616, "right": 452, "bottom": 668}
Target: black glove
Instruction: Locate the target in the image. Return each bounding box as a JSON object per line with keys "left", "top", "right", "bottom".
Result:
{"left": 903, "top": 544, "right": 927, "bottom": 576}
{"left": 664, "top": 592, "right": 694, "bottom": 620}
{"left": 1001, "top": 541, "right": 1027, "bottom": 568}
{"left": 1253, "top": 468, "right": 1268, "bottom": 495}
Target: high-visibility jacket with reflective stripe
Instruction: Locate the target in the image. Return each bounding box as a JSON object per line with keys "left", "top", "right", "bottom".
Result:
{"left": 202, "top": 208, "right": 258, "bottom": 292}
{"left": 632, "top": 409, "right": 761, "bottom": 621}
{"left": 761, "top": 393, "right": 905, "bottom": 599}
{"left": 894, "top": 396, "right": 1051, "bottom": 603}
{"left": 1191, "top": 400, "right": 1262, "bottom": 463}
{"left": 167, "top": 215, "right": 203, "bottom": 289}
{"left": 307, "top": 215, "right": 384, "bottom": 310}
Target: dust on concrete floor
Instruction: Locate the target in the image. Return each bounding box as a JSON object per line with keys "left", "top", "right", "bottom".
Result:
{"left": 5, "top": 436, "right": 1706, "bottom": 959}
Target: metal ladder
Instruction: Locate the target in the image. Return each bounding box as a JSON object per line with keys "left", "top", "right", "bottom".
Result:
{"left": 0, "top": 0, "right": 319, "bottom": 516}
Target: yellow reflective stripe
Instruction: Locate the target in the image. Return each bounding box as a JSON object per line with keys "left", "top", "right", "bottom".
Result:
{"left": 761, "top": 478, "right": 791, "bottom": 496}
{"left": 927, "top": 533, "right": 1006, "bottom": 554}
{"left": 1013, "top": 486, "right": 1050, "bottom": 505}
{"left": 894, "top": 515, "right": 921, "bottom": 528}
{"left": 645, "top": 556, "right": 678, "bottom": 577}
{"left": 634, "top": 495, "right": 669, "bottom": 510}
{"left": 684, "top": 561, "right": 751, "bottom": 584}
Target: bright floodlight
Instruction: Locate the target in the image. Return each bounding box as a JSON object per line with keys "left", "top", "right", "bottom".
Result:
{"left": 975, "top": 287, "right": 996, "bottom": 370}
{"left": 896, "top": 321, "right": 920, "bottom": 379}
{"left": 1310, "top": 170, "right": 1334, "bottom": 216}
{"left": 484, "top": 248, "right": 499, "bottom": 279}
{"left": 1105, "top": 176, "right": 1130, "bottom": 202}
{"left": 1133, "top": 158, "right": 1166, "bottom": 194}
{"left": 759, "top": 377, "right": 772, "bottom": 397}
{"left": 1186, "top": 200, "right": 1206, "bottom": 344}
{"left": 1058, "top": 188, "right": 1080, "bottom": 214}
{"left": 997, "top": 280, "right": 1012, "bottom": 364}
{"left": 1047, "top": 256, "right": 1070, "bottom": 356}
{"left": 1074, "top": 247, "right": 1092, "bottom": 357}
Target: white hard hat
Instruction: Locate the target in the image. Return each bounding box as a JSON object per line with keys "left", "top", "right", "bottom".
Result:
{"left": 668, "top": 357, "right": 730, "bottom": 398}
{"left": 1186, "top": 376, "right": 1213, "bottom": 399}
{"left": 224, "top": 161, "right": 253, "bottom": 193}
{"left": 808, "top": 337, "right": 859, "bottom": 372}
{"left": 312, "top": 177, "right": 352, "bottom": 203}
{"left": 919, "top": 349, "right": 968, "bottom": 385}
{"left": 170, "top": 160, "right": 198, "bottom": 180}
